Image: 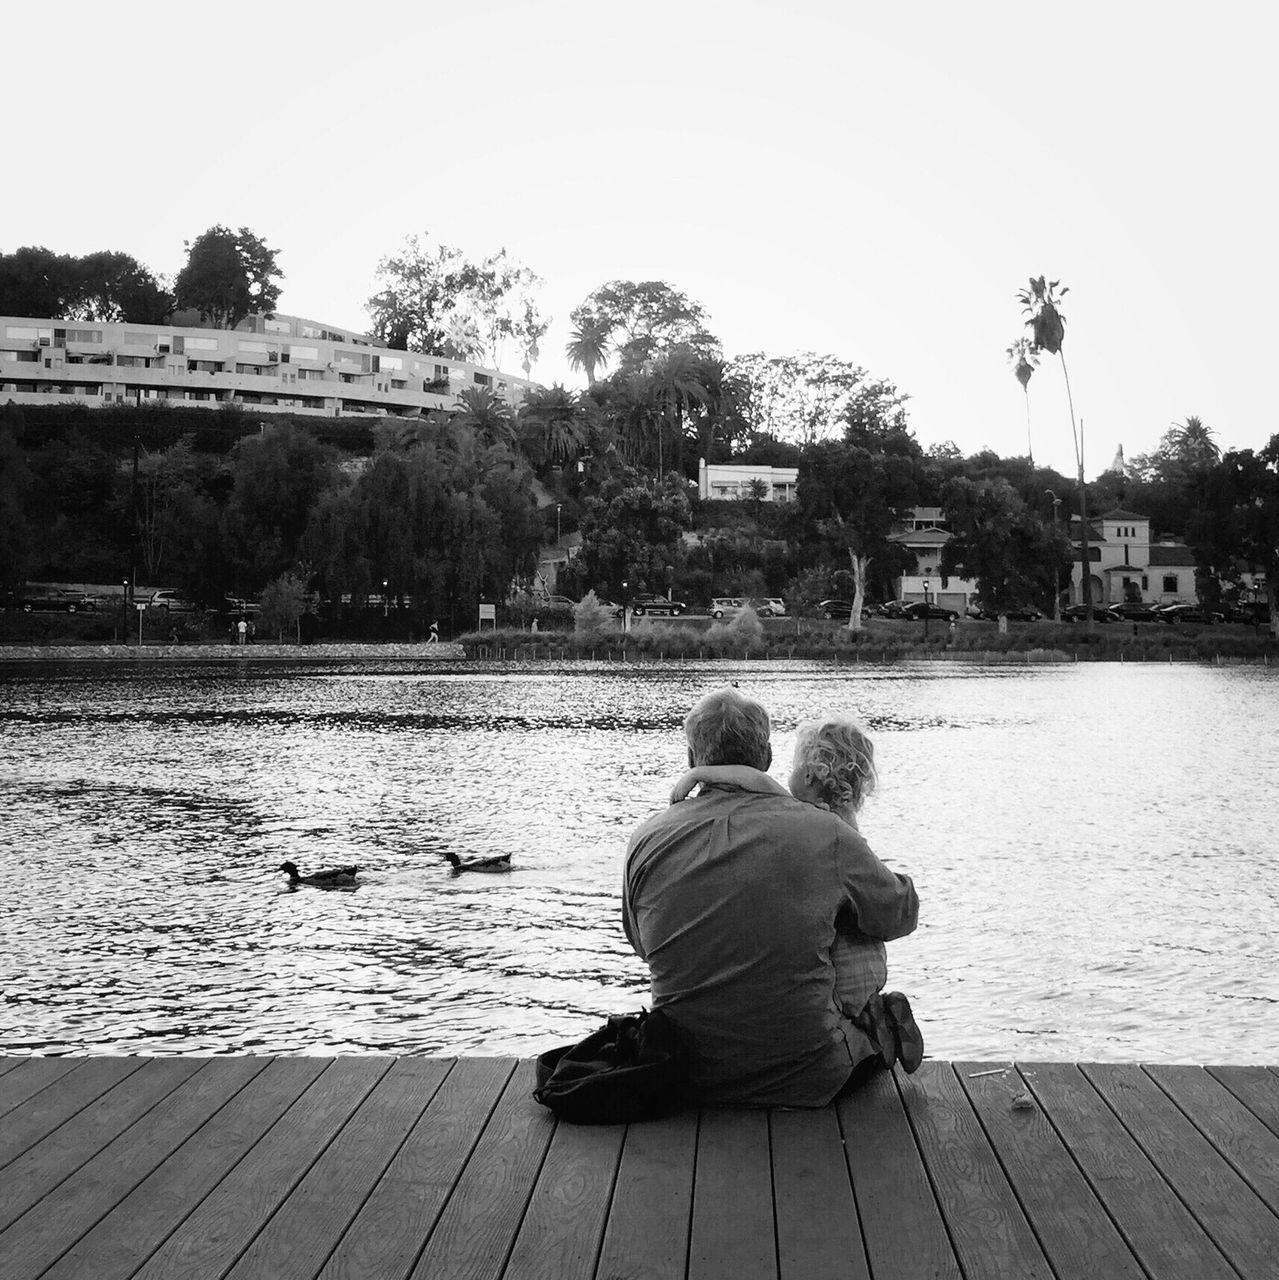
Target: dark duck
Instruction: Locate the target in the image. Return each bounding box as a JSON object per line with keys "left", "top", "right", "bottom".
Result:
{"left": 279, "top": 860, "right": 359, "bottom": 888}
{"left": 443, "top": 850, "right": 512, "bottom": 874}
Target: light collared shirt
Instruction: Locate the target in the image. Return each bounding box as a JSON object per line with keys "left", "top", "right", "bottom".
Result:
{"left": 623, "top": 784, "right": 918, "bottom": 1107}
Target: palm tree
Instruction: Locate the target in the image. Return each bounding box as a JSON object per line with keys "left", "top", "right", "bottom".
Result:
{"left": 1018, "top": 275, "right": 1090, "bottom": 613}
{"left": 452, "top": 385, "right": 516, "bottom": 453}
{"left": 517, "top": 385, "right": 589, "bottom": 468}
{"left": 648, "top": 349, "right": 710, "bottom": 479}
{"left": 1169, "top": 415, "right": 1220, "bottom": 468}
{"left": 1005, "top": 336, "right": 1039, "bottom": 463}
{"left": 565, "top": 313, "right": 614, "bottom": 387}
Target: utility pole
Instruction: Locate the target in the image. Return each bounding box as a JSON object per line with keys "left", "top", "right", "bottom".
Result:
{"left": 1077, "top": 418, "right": 1092, "bottom": 625}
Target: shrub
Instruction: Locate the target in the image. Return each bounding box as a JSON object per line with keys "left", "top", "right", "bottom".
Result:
{"left": 573, "top": 590, "right": 617, "bottom": 644}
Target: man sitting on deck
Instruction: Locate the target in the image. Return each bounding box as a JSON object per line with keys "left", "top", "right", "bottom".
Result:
{"left": 623, "top": 687, "right": 922, "bottom": 1107}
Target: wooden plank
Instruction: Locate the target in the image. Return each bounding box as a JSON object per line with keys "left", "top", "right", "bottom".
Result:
{"left": 318, "top": 1057, "right": 515, "bottom": 1280}
{"left": 1083, "top": 1062, "right": 1279, "bottom": 1279}
{"left": 0, "top": 1058, "right": 25, "bottom": 1079}
{"left": 225, "top": 1058, "right": 451, "bottom": 1280}
{"left": 407, "top": 1060, "right": 556, "bottom": 1280}
{"left": 594, "top": 1110, "right": 698, "bottom": 1280}
{"left": 0, "top": 1057, "right": 145, "bottom": 1168}
{"left": 1020, "top": 1063, "right": 1237, "bottom": 1280}
{"left": 0, "top": 1057, "right": 203, "bottom": 1233}
{"left": 39, "top": 1057, "right": 327, "bottom": 1280}
{"left": 771, "top": 1107, "right": 869, "bottom": 1280}
{"left": 688, "top": 1108, "right": 775, "bottom": 1280}
{"left": 130, "top": 1057, "right": 391, "bottom": 1280}
{"left": 837, "top": 1069, "right": 960, "bottom": 1280}
{"left": 1208, "top": 1064, "right": 1279, "bottom": 1137}
{"left": 0, "top": 1057, "right": 268, "bottom": 1280}
{"left": 0, "top": 1058, "right": 85, "bottom": 1122}
{"left": 896, "top": 1062, "right": 1054, "bottom": 1280}
{"left": 502, "top": 1116, "right": 627, "bottom": 1280}
{"left": 1146, "top": 1065, "right": 1279, "bottom": 1213}
{"left": 955, "top": 1062, "right": 1143, "bottom": 1280}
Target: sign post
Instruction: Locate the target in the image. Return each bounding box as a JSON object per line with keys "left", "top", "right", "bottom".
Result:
{"left": 135, "top": 601, "right": 147, "bottom": 645}
{"left": 478, "top": 603, "right": 496, "bottom": 631}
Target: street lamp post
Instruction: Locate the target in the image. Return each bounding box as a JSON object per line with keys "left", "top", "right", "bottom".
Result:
{"left": 121, "top": 578, "right": 130, "bottom": 645}
{"left": 922, "top": 579, "right": 931, "bottom": 638}
{"left": 1046, "top": 489, "right": 1062, "bottom": 621}
{"left": 556, "top": 504, "right": 562, "bottom": 543}
{"left": 382, "top": 579, "right": 389, "bottom": 619}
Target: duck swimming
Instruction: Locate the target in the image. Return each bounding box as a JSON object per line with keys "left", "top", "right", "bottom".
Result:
{"left": 279, "top": 860, "right": 359, "bottom": 887}
{"left": 443, "top": 850, "right": 512, "bottom": 874}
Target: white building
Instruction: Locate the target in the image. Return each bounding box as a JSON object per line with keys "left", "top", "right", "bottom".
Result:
{"left": 1070, "top": 507, "right": 1197, "bottom": 605}
{"left": 1, "top": 313, "right": 536, "bottom": 419}
{"left": 887, "top": 507, "right": 980, "bottom": 611}
{"left": 698, "top": 459, "right": 798, "bottom": 503}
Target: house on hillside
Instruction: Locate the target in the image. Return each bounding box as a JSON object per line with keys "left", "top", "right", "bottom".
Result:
{"left": 887, "top": 508, "right": 980, "bottom": 612}
{"left": 1069, "top": 508, "right": 1197, "bottom": 605}
{"left": 698, "top": 459, "right": 798, "bottom": 503}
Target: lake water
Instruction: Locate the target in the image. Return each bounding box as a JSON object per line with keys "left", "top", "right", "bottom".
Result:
{"left": 1, "top": 659, "right": 1276, "bottom": 1064}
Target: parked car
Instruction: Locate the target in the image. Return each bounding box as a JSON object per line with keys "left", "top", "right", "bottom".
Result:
{"left": 1108, "top": 601, "right": 1163, "bottom": 623}
{"left": 967, "top": 601, "right": 1044, "bottom": 621}
{"left": 752, "top": 597, "right": 788, "bottom": 617}
{"left": 630, "top": 593, "right": 687, "bottom": 617}
{"left": 1061, "top": 604, "right": 1120, "bottom": 623}
{"left": 875, "top": 599, "right": 912, "bottom": 618}
{"left": 817, "top": 599, "right": 854, "bottom": 620}
{"left": 148, "top": 589, "right": 197, "bottom": 613}
{"left": 710, "top": 597, "right": 748, "bottom": 619}
{"left": 1224, "top": 602, "right": 1269, "bottom": 625}
{"left": 901, "top": 601, "right": 960, "bottom": 622}
{"left": 2, "top": 585, "right": 87, "bottom": 613}
{"left": 534, "top": 594, "right": 577, "bottom": 609}
{"left": 1156, "top": 603, "right": 1223, "bottom": 625}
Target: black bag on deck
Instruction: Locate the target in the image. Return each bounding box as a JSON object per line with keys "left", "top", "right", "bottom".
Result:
{"left": 533, "top": 1009, "right": 687, "bottom": 1124}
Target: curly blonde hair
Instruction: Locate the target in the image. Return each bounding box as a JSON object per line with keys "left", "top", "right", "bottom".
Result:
{"left": 793, "top": 716, "right": 877, "bottom": 812}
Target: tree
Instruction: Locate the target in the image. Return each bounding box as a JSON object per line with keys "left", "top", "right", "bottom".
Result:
{"left": 517, "top": 385, "right": 590, "bottom": 469}
{"left": 132, "top": 436, "right": 203, "bottom": 582}
{"left": 795, "top": 441, "right": 919, "bottom": 629}
{"left": 570, "top": 281, "right": 718, "bottom": 374}
{"left": 0, "top": 424, "right": 33, "bottom": 587}
{"left": 729, "top": 353, "right": 874, "bottom": 447}
{"left": 452, "top": 385, "right": 516, "bottom": 453}
{"left": 222, "top": 423, "right": 341, "bottom": 585}
{"left": 175, "top": 226, "right": 282, "bottom": 329}
{"left": 259, "top": 571, "right": 310, "bottom": 642}
{"left": 1187, "top": 439, "right": 1279, "bottom": 635}
{"left": 561, "top": 472, "right": 693, "bottom": 604}
{"left": 367, "top": 234, "right": 546, "bottom": 367}
{"left": 939, "top": 477, "right": 1070, "bottom": 623}
{"left": 1, "top": 246, "right": 173, "bottom": 323}
{"left": 565, "top": 313, "right": 614, "bottom": 386}
{"left": 1005, "top": 336, "right": 1039, "bottom": 462}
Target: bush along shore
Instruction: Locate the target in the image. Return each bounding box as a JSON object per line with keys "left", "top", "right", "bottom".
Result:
{"left": 457, "top": 619, "right": 1278, "bottom": 665}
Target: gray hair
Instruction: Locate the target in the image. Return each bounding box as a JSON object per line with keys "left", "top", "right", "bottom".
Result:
{"left": 684, "top": 687, "right": 772, "bottom": 770}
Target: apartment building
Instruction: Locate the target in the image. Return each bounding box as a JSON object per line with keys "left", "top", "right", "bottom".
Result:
{"left": 0, "top": 313, "right": 536, "bottom": 419}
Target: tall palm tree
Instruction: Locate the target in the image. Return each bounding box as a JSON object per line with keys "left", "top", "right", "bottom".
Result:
{"left": 1005, "top": 336, "right": 1039, "bottom": 463}
{"left": 1018, "top": 275, "right": 1091, "bottom": 612}
{"left": 565, "top": 313, "right": 614, "bottom": 387}
{"left": 649, "top": 349, "right": 710, "bottom": 479}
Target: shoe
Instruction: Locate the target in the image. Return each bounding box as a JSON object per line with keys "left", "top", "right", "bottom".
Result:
{"left": 883, "top": 992, "right": 924, "bottom": 1074}
{"left": 852, "top": 992, "right": 897, "bottom": 1069}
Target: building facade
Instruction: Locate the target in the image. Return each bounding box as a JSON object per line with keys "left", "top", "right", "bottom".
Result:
{"left": 888, "top": 507, "right": 980, "bottom": 611}
{"left": 0, "top": 313, "right": 537, "bottom": 419}
{"left": 698, "top": 459, "right": 798, "bottom": 503}
{"left": 1070, "top": 507, "right": 1197, "bottom": 605}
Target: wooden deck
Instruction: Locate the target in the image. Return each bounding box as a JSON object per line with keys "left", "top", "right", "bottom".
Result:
{"left": 1, "top": 1056, "right": 1276, "bottom": 1279}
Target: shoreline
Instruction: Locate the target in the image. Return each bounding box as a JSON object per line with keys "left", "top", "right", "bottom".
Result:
{"left": 0, "top": 641, "right": 467, "bottom": 663}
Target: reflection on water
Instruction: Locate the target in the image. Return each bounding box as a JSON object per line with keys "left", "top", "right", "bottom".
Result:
{"left": 2, "top": 659, "right": 1276, "bottom": 1063}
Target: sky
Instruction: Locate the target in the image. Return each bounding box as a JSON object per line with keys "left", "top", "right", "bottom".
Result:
{"left": 5, "top": 1, "right": 1276, "bottom": 479}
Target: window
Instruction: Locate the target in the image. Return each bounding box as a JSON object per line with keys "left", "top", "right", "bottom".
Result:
{"left": 238, "top": 341, "right": 272, "bottom": 355}
{"left": 66, "top": 328, "right": 103, "bottom": 344}
{"left": 1163, "top": 575, "right": 1178, "bottom": 593}
{"left": 288, "top": 345, "right": 319, "bottom": 361}
{"left": 124, "top": 331, "right": 153, "bottom": 345}
{"left": 1141, "top": 575, "right": 1149, "bottom": 590}
{"left": 5, "top": 326, "right": 51, "bottom": 340}
{"left": 186, "top": 337, "right": 219, "bottom": 351}
{"left": 265, "top": 318, "right": 290, "bottom": 334}
{"left": 473, "top": 372, "right": 491, "bottom": 386}
{"left": 378, "top": 355, "right": 403, "bottom": 371}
